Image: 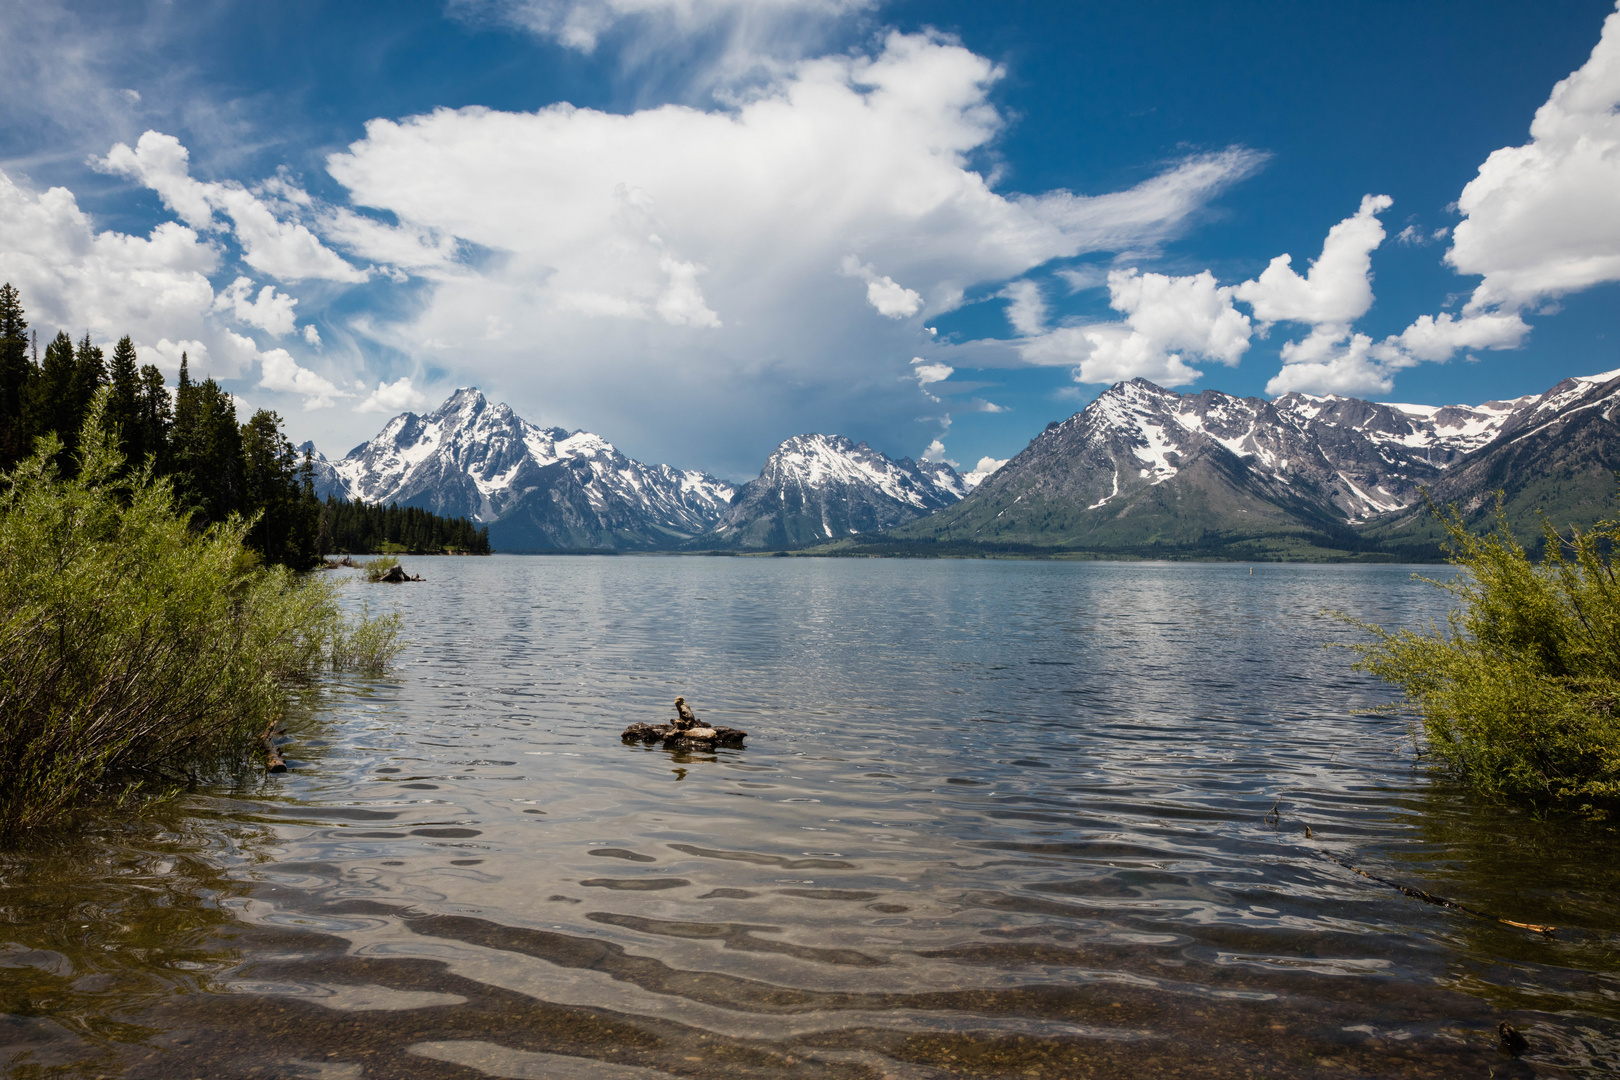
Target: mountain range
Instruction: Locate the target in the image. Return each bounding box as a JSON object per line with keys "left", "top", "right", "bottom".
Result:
{"left": 308, "top": 367, "right": 1620, "bottom": 559}
{"left": 879, "top": 368, "right": 1620, "bottom": 559}
{"left": 306, "top": 389, "right": 966, "bottom": 551}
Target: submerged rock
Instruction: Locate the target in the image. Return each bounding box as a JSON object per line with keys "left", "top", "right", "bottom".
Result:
{"left": 621, "top": 722, "right": 670, "bottom": 742}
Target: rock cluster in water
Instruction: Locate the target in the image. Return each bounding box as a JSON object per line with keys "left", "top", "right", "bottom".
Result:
{"left": 622, "top": 696, "right": 747, "bottom": 749}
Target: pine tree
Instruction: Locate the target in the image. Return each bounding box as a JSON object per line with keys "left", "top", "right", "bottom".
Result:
{"left": 105, "top": 336, "right": 140, "bottom": 462}
{"left": 171, "top": 351, "right": 198, "bottom": 492}
{"left": 135, "top": 364, "right": 172, "bottom": 473}
{"left": 0, "top": 283, "right": 32, "bottom": 468}
{"left": 239, "top": 408, "right": 320, "bottom": 568}
{"left": 69, "top": 332, "right": 107, "bottom": 444}
{"left": 32, "top": 331, "right": 79, "bottom": 471}
{"left": 171, "top": 374, "right": 242, "bottom": 526}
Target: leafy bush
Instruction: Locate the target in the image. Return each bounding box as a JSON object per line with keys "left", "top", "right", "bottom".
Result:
{"left": 0, "top": 392, "right": 402, "bottom": 835}
{"left": 361, "top": 554, "right": 399, "bottom": 582}
{"left": 329, "top": 603, "right": 405, "bottom": 673}
{"left": 1345, "top": 501, "right": 1620, "bottom": 817}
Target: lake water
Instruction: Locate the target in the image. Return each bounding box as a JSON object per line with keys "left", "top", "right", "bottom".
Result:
{"left": 4, "top": 556, "right": 1619, "bottom": 1078}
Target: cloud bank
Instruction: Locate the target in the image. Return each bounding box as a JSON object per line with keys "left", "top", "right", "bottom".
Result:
{"left": 306, "top": 31, "right": 1259, "bottom": 471}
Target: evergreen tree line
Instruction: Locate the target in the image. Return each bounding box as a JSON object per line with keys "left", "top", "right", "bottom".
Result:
{"left": 0, "top": 282, "right": 488, "bottom": 566}
{"left": 321, "top": 497, "right": 490, "bottom": 555}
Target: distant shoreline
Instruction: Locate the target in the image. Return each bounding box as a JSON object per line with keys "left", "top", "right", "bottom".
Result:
{"left": 482, "top": 547, "right": 1438, "bottom": 564}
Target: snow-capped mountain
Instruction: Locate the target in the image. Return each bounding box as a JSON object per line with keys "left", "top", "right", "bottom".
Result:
{"left": 700, "top": 433, "right": 967, "bottom": 549}
{"left": 897, "top": 368, "right": 1620, "bottom": 556}
{"left": 315, "top": 389, "right": 735, "bottom": 551}
{"left": 1366, "top": 369, "right": 1620, "bottom": 554}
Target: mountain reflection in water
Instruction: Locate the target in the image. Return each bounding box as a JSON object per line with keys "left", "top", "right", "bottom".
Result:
{"left": 3, "top": 557, "right": 1618, "bottom": 1078}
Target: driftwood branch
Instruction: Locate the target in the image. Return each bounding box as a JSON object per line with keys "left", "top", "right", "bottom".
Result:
{"left": 1320, "top": 850, "right": 1555, "bottom": 936}
{"left": 622, "top": 697, "right": 746, "bottom": 749}
{"left": 260, "top": 719, "right": 287, "bottom": 773}
{"left": 1265, "top": 799, "right": 1555, "bottom": 937}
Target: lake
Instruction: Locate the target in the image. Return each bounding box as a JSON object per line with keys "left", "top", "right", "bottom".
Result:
{"left": 3, "top": 556, "right": 1618, "bottom": 1078}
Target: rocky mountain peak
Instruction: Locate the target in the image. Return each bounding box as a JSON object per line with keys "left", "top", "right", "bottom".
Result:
{"left": 704, "top": 432, "right": 966, "bottom": 549}
{"left": 433, "top": 386, "right": 488, "bottom": 415}
{"left": 314, "top": 389, "right": 734, "bottom": 550}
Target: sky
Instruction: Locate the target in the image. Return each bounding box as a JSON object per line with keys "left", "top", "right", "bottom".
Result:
{"left": 1, "top": 1, "right": 1618, "bottom": 482}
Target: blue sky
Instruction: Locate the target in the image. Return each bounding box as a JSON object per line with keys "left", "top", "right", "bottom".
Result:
{"left": 1, "top": 0, "right": 1617, "bottom": 480}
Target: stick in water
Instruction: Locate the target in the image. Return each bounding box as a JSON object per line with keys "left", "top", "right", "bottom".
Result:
{"left": 1321, "top": 851, "right": 1554, "bottom": 936}
{"left": 261, "top": 720, "right": 287, "bottom": 773}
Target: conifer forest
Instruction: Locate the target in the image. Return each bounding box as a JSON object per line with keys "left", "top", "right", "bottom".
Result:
{"left": 0, "top": 283, "right": 488, "bottom": 565}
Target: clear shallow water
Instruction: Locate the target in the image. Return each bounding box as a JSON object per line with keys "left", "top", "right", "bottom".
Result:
{"left": 4, "top": 556, "right": 1620, "bottom": 1078}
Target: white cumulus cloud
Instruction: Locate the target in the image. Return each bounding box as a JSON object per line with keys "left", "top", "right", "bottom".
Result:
{"left": 1261, "top": 311, "right": 1530, "bottom": 397}
{"left": 962, "top": 455, "right": 1007, "bottom": 489}
{"left": 1448, "top": 3, "right": 1620, "bottom": 312}
{"left": 1020, "top": 268, "right": 1251, "bottom": 388}
{"left": 356, "top": 376, "right": 430, "bottom": 414}
{"left": 1264, "top": 333, "right": 1392, "bottom": 396}
{"left": 1385, "top": 311, "right": 1529, "bottom": 363}
{"left": 97, "top": 131, "right": 368, "bottom": 284}
{"left": 1238, "top": 194, "right": 1527, "bottom": 397}
{"left": 212, "top": 276, "right": 299, "bottom": 336}
{"left": 257, "top": 347, "right": 349, "bottom": 409}
{"left": 910, "top": 355, "right": 953, "bottom": 401}
{"left": 842, "top": 255, "right": 923, "bottom": 318}
{"left": 1022, "top": 192, "right": 1528, "bottom": 398}
{"left": 1234, "top": 194, "right": 1391, "bottom": 333}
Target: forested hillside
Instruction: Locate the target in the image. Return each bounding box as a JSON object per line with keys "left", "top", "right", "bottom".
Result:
{"left": 321, "top": 497, "right": 490, "bottom": 555}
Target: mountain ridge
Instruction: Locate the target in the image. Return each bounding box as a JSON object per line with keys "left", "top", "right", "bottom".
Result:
{"left": 306, "top": 368, "right": 1620, "bottom": 559}
{"left": 309, "top": 388, "right": 736, "bottom": 551}
{"left": 868, "top": 367, "right": 1620, "bottom": 560}
{"left": 310, "top": 391, "right": 970, "bottom": 552}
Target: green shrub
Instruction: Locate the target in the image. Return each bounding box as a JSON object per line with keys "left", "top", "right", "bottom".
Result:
{"left": 361, "top": 554, "right": 399, "bottom": 582}
{"left": 329, "top": 603, "right": 405, "bottom": 673}
{"left": 1344, "top": 501, "right": 1620, "bottom": 817}
{"left": 0, "top": 391, "right": 402, "bottom": 835}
